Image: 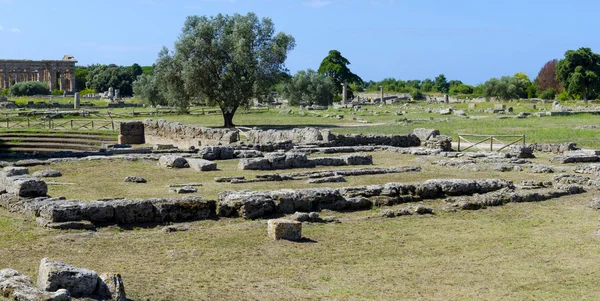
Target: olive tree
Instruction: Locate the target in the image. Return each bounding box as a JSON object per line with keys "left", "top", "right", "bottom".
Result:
{"left": 132, "top": 74, "right": 166, "bottom": 106}
{"left": 279, "top": 69, "right": 336, "bottom": 106}
{"left": 157, "top": 13, "right": 295, "bottom": 127}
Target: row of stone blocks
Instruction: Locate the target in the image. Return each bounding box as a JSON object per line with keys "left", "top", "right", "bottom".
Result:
{"left": 1, "top": 258, "right": 126, "bottom": 301}
{"left": 238, "top": 152, "right": 373, "bottom": 170}
{"left": 3, "top": 179, "right": 515, "bottom": 228}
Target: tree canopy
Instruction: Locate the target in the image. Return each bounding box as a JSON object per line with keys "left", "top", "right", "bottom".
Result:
{"left": 279, "top": 69, "right": 336, "bottom": 106}
{"left": 86, "top": 64, "right": 135, "bottom": 96}
{"left": 318, "top": 50, "right": 363, "bottom": 99}
{"left": 434, "top": 74, "right": 449, "bottom": 94}
{"left": 155, "top": 12, "right": 295, "bottom": 126}
{"left": 132, "top": 74, "right": 166, "bottom": 106}
{"left": 556, "top": 47, "right": 600, "bottom": 101}
{"left": 536, "top": 59, "right": 562, "bottom": 93}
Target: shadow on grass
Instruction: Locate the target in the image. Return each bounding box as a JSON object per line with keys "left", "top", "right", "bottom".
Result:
{"left": 297, "top": 237, "right": 318, "bottom": 243}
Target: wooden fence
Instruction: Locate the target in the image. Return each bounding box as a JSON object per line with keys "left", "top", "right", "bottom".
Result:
{"left": 0, "top": 118, "right": 120, "bottom": 131}
{"left": 457, "top": 134, "right": 525, "bottom": 152}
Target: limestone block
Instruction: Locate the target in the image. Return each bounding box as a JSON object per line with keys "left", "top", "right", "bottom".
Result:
{"left": 158, "top": 156, "right": 189, "bottom": 168}
{"left": 307, "top": 175, "right": 346, "bottom": 184}
{"left": 3, "top": 166, "right": 29, "bottom": 176}
{"left": 187, "top": 158, "right": 217, "bottom": 172}
{"left": 0, "top": 174, "right": 47, "bottom": 197}
{"left": 0, "top": 268, "right": 71, "bottom": 301}
{"left": 37, "top": 258, "right": 108, "bottom": 299}
{"left": 118, "top": 121, "right": 145, "bottom": 144}
{"left": 342, "top": 153, "right": 373, "bottom": 165}
{"left": 111, "top": 199, "right": 156, "bottom": 224}
{"left": 267, "top": 219, "right": 302, "bottom": 241}
{"left": 412, "top": 128, "right": 439, "bottom": 142}
{"left": 311, "top": 157, "right": 346, "bottom": 166}
{"left": 238, "top": 158, "right": 271, "bottom": 170}
{"left": 124, "top": 176, "right": 147, "bottom": 183}
{"left": 32, "top": 170, "right": 62, "bottom": 178}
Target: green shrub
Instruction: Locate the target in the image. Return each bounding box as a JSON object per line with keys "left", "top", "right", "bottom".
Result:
{"left": 51, "top": 89, "right": 65, "bottom": 96}
{"left": 539, "top": 88, "right": 556, "bottom": 100}
{"left": 9, "top": 81, "right": 49, "bottom": 96}
{"left": 410, "top": 88, "right": 425, "bottom": 100}
{"left": 79, "top": 88, "right": 97, "bottom": 95}
{"left": 0, "top": 88, "right": 8, "bottom": 95}
{"left": 557, "top": 90, "right": 570, "bottom": 101}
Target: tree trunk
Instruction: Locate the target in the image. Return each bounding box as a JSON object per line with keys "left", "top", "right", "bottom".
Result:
{"left": 223, "top": 112, "right": 235, "bottom": 128}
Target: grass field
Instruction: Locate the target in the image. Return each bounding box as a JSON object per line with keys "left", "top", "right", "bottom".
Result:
{"left": 2, "top": 98, "right": 600, "bottom": 300}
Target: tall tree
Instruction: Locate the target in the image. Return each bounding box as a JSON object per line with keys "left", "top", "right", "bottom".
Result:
{"left": 132, "top": 74, "right": 166, "bottom": 106}
{"left": 157, "top": 13, "right": 295, "bottom": 127}
{"left": 556, "top": 47, "right": 600, "bottom": 101}
{"left": 536, "top": 59, "right": 562, "bottom": 92}
{"left": 280, "top": 69, "right": 336, "bottom": 106}
{"left": 130, "top": 63, "right": 144, "bottom": 79}
{"left": 318, "top": 50, "right": 363, "bottom": 99}
{"left": 434, "top": 74, "right": 449, "bottom": 94}
{"left": 86, "top": 64, "right": 135, "bottom": 96}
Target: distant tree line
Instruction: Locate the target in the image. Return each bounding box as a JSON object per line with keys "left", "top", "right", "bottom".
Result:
{"left": 74, "top": 63, "right": 153, "bottom": 96}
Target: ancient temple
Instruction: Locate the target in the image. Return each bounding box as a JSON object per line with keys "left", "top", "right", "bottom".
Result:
{"left": 0, "top": 55, "right": 77, "bottom": 92}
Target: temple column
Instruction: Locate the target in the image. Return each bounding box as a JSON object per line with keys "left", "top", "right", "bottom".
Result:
{"left": 59, "top": 71, "right": 65, "bottom": 91}
{"left": 69, "top": 72, "right": 75, "bottom": 92}
{"left": 28, "top": 71, "right": 33, "bottom": 82}
{"left": 38, "top": 70, "right": 44, "bottom": 82}
{"left": 49, "top": 70, "right": 56, "bottom": 91}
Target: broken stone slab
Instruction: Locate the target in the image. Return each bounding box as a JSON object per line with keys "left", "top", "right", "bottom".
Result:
{"left": 412, "top": 128, "right": 440, "bottom": 142}
{"left": 307, "top": 175, "right": 346, "bottom": 184}
{"left": 171, "top": 186, "right": 198, "bottom": 194}
{"left": 32, "top": 170, "right": 62, "bottom": 178}
{"left": 267, "top": 219, "right": 302, "bottom": 241}
{"left": 186, "top": 158, "right": 217, "bottom": 171}
{"left": 550, "top": 154, "right": 600, "bottom": 164}
{"left": 217, "top": 191, "right": 275, "bottom": 219}
{"left": 506, "top": 145, "right": 535, "bottom": 159}
{"left": 214, "top": 176, "right": 245, "bottom": 183}
{"left": 37, "top": 258, "right": 110, "bottom": 299}
{"left": 0, "top": 268, "right": 71, "bottom": 301}
{"left": 3, "top": 166, "right": 29, "bottom": 176}
{"left": 124, "top": 176, "right": 147, "bottom": 183}
{"left": 0, "top": 173, "right": 48, "bottom": 197}
{"left": 233, "top": 150, "right": 263, "bottom": 158}
{"left": 158, "top": 155, "right": 189, "bottom": 168}
{"left": 589, "top": 198, "right": 600, "bottom": 209}
{"left": 527, "top": 164, "right": 555, "bottom": 173}
{"left": 168, "top": 183, "right": 203, "bottom": 187}
{"left": 36, "top": 218, "right": 95, "bottom": 230}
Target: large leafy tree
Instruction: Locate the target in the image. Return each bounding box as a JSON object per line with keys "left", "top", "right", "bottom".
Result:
{"left": 86, "top": 64, "right": 135, "bottom": 96}
{"left": 157, "top": 13, "right": 295, "bottom": 127}
{"left": 482, "top": 75, "right": 527, "bottom": 100}
{"left": 74, "top": 67, "right": 88, "bottom": 92}
{"left": 434, "top": 74, "right": 449, "bottom": 93}
{"left": 536, "top": 59, "right": 562, "bottom": 92}
{"left": 280, "top": 69, "right": 336, "bottom": 106}
{"left": 556, "top": 47, "right": 600, "bottom": 101}
{"left": 132, "top": 74, "right": 166, "bottom": 106}
{"left": 318, "top": 50, "right": 363, "bottom": 99}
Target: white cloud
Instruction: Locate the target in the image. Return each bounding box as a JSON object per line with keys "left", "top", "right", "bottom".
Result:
{"left": 9, "top": 28, "right": 20, "bottom": 33}
{"left": 302, "top": 0, "right": 331, "bottom": 8}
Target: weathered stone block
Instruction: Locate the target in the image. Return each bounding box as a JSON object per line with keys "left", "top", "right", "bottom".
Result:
{"left": 187, "top": 158, "right": 217, "bottom": 171}
{"left": 238, "top": 158, "right": 271, "bottom": 170}
{"left": 37, "top": 258, "right": 108, "bottom": 299}
{"left": 267, "top": 219, "right": 302, "bottom": 241}
{"left": 32, "top": 170, "right": 62, "bottom": 178}
{"left": 342, "top": 153, "right": 373, "bottom": 165}
{"left": 119, "top": 121, "right": 145, "bottom": 144}
{"left": 158, "top": 156, "right": 189, "bottom": 168}
{"left": 3, "top": 166, "right": 29, "bottom": 176}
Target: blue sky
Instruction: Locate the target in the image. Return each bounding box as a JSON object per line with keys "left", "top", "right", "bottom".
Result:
{"left": 0, "top": 0, "right": 598, "bottom": 84}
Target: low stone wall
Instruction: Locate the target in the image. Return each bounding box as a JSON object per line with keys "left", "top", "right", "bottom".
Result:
{"left": 3, "top": 196, "right": 216, "bottom": 227}
{"left": 238, "top": 152, "right": 373, "bottom": 170}
{"left": 143, "top": 119, "right": 240, "bottom": 148}
{"left": 217, "top": 178, "right": 514, "bottom": 219}
{"left": 245, "top": 127, "right": 421, "bottom": 148}
{"left": 529, "top": 142, "right": 578, "bottom": 154}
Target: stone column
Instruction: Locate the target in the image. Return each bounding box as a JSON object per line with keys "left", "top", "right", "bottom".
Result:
{"left": 48, "top": 70, "right": 56, "bottom": 91}
{"left": 341, "top": 83, "right": 347, "bottom": 103}
{"left": 74, "top": 92, "right": 80, "bottom": 109}
{"left": 28, "top": 71, "right": 33, "bottom": 82}
{"left": 59, "top": 72, "right": 65, "bottom": 91}
{"left": 444, "top": 94, "right": 449, "bottom": 104}
{"left": 38, "top": 70, "right": 44, "bottom": 82}
{"left": 69, "top": 72, "right": 75, "bottom": 92}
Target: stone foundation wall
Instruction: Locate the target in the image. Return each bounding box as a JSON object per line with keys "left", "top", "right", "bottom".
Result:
{"left": 529, "top": 142, "right": 578, "bottom": 154}
{"left": 245, "top": 127, "right": 421, "bottom": 148}
{"left": 143, "top": 119, "right": 240, "bottom": 148}
{"left": 118, "top": 121, "right": 145, "bottom": 144}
